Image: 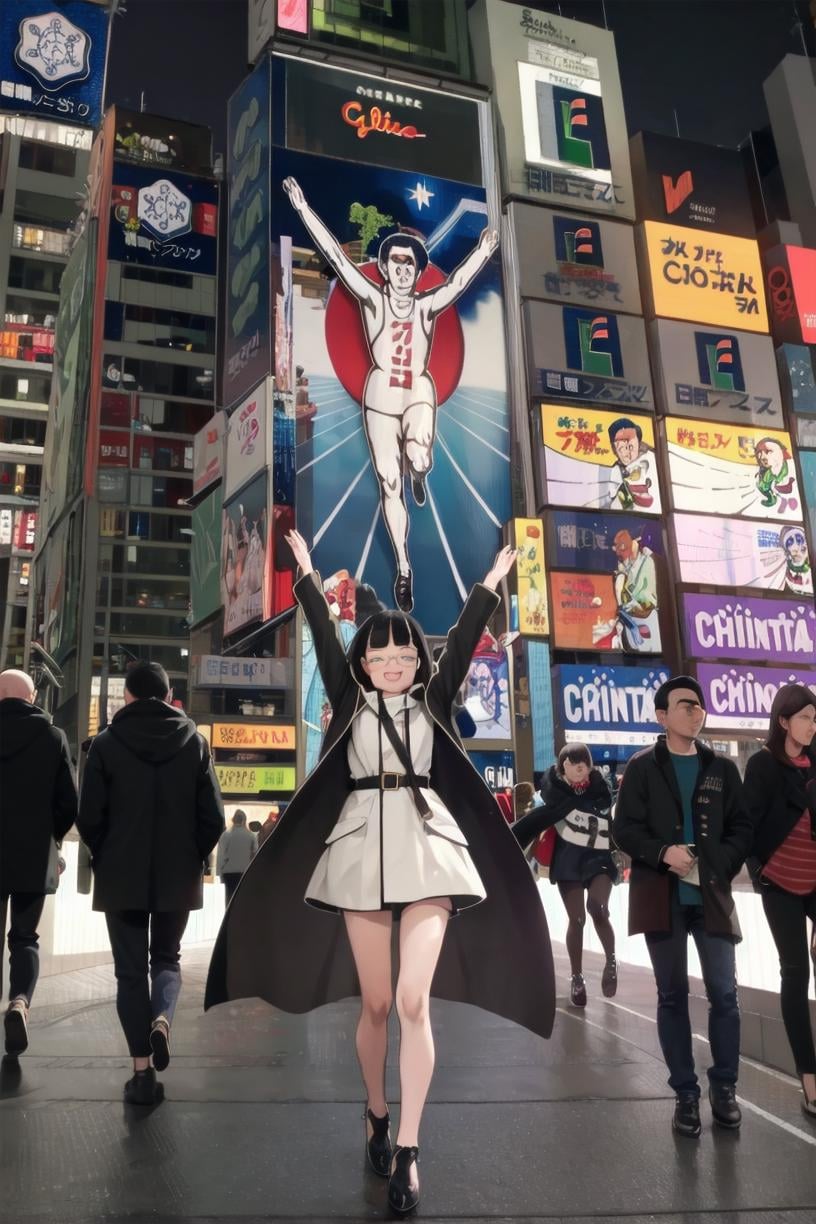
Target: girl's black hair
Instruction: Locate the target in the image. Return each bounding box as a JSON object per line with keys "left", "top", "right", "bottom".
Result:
{"left": 766, "top": 683, "right": 816, "bottom": 763}
{"left": 347, "top": 610, "right": 433, "bottom": 691}
{"left": 556, "top": 743, "right": 593, "bottom": 773}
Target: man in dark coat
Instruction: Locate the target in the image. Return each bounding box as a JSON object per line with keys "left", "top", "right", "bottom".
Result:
{"left": 77, "top": 661, "right": 224, "bottom": 1104}
{"left": 612, "top": 676, "right": 752, "bottom": 1139}
{"left": 0, "top": 669, "right": 77, "bottom": 1057}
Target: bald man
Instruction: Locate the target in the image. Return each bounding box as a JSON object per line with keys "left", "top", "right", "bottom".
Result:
{"left": 0, "top": 669, "right": 77, "bottom": 1057}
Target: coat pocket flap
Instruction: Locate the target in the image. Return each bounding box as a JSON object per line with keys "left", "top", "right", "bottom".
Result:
{"left": 423, "top": 815, "right": 469, "bottom": 846}
{"left": 325, "top": 813, "right": 368, "bottom": 844}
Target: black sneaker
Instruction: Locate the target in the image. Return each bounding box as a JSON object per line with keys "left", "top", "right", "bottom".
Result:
{"left": 394, "top": 570, "right": 413, "bottom": 612}
{"left": 149, "top": 1018, "right": 170, "bottom": 1072}
{"left": 673, "top": 1093, "right": 702, "bottom": 1138}
{"left": 569, "top": 973, "right": 587, "bottom": 1007}
{"left": 4, "top": 1000, "right": 28, "bottom": 1055}
{"left": 411, "top": 474, "right": 427, "bottom": 507}
{"left": 601, "top": 955, "right": 618, "bottom": 998}
{"left": 709, "top": 1083, "right": 741, "bottom": 1129}
{"left": 124, "top": 1067, "right": 160, "bottom": 1106}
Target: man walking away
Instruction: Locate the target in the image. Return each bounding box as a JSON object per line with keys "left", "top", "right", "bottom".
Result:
{"left": 0, "top": 670, "right": 77, "bottom": 1058}
{"left": 612, "top": 676, "right": 752, "bottom": 1138}
{"left": 216, "top": 810, "right": 257, "bottom": 903}
{"left": 78, "top": 662, "right": 224, "bottom": 1104}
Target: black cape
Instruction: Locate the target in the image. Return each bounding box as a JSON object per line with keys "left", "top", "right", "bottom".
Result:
{"left": 205, "top": 573, "right": 555, "bottom": 1040}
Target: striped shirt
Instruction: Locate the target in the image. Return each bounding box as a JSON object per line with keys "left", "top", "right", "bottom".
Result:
{"left": 762, "top": 757, "right": 816, "bottom": 895}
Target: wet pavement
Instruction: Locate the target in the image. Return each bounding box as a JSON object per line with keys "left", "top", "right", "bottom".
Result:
{"left": 1, "top": 943, "right": 815, "bottom": 1223}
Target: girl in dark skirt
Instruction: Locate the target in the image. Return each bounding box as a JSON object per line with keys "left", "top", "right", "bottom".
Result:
{"left": 513, "top": 744, "right": 618, "bottom": 1007}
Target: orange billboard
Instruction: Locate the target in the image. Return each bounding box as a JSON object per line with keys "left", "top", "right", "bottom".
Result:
{"left": 642, "top": 221, "right": 767, "bottom": 334}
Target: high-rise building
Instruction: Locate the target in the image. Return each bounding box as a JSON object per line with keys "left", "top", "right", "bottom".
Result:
{"left": 32, "top": 105, "right": 219, "bottom": 751}
{"left": 0, "top": 0, "right": 115, "bottom": 669}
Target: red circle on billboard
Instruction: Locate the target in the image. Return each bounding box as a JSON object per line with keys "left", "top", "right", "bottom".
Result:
{"left": 324, "top": 261, "right": 464, "bottom": 406}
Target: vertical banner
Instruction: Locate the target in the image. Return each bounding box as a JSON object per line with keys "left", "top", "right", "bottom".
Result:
{"left": 271, "top": 233, "right": 296, "bottom": 616}
{"left": 504, "top": 517, "right": 548, "bottom": 635}
{"left": 223, "top": 57, "right": 271, "bottom": 410}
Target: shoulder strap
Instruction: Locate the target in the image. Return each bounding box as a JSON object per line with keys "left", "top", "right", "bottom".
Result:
{"left": 378, "top": 695, "right": 431, "bottom": 819}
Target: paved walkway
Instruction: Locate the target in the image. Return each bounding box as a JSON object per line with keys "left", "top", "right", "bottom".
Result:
{"left": 1, "top": 944, "right": 815, "bottom": 1223}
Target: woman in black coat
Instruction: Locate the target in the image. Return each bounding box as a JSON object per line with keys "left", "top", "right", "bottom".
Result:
{"left": 513, "top": 744, "right": 618, "bottom": 1008}
{"left": 744, "top": 683, "right": 816, "bottom": 1119}
{"left": 205, "top": 532, "right": 554, "bottom": 1215}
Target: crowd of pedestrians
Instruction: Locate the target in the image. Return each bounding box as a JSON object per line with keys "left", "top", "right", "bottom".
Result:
{"left": 1, "top": 651, "right": 816, "bottom": 1209}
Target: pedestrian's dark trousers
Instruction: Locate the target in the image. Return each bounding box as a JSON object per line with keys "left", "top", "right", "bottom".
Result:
{"left": 645, "top": 888, "right": 740, "bottom": 1096}
{"left": 222, "top": 873, "right": 242, "bottom": 904}
{"left": 0, "top": 892, "right": 46, "bottom": 1004}
{"left": 761, "top": 881, "right": 816, "bottom": 1075}
{"left": 105, "top": 910, "right": 189, "bottom": 1057}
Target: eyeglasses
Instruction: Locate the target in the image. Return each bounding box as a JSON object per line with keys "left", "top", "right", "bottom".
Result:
{"left": 364, "top": 652, "right": 419, "bottom": 667}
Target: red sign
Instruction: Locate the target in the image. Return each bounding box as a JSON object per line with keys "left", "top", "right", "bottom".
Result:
{"left": 341, "top": 101, "right": 426, "bottom": 141}
{"left": 99, "top": 430, "right": 130, "bottom": 467}
{"left": 13, "top": 510, "right": 37, "bottom": 552}
{"left": 662, "top": 170, "right": 694, "bottom": 215}
{"left": 765, "top": 244, "right": 816, "bottom": 344}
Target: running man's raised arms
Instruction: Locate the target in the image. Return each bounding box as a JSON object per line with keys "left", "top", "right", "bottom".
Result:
{"left": 426, "top": 228, "right": 498, "bottom": 319}
{"left": 283, "top": 177, "right": 378, "bottom": 307}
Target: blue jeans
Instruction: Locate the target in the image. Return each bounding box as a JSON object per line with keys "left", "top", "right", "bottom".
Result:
{"left": 645, "top": 889, "right": 739, "bottom": 1096}
{"left": 105, "top": 910, "right": 189, "bottom": 1057}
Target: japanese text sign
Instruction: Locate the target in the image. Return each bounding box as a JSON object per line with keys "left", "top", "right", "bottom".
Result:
{"left": 507, "top": 518, "right": 549, "bottom": 636}
{"left": 539, "top": 404, "right": 662, "bottom": 514}
{"left": 212, "top": 722, "right": 295, "bottom": 750}
{"left": 641, "top": 221, "right": 768, "bottom": 334}
{"left": 215, "top": 764, "right": 296, "bottom": 794}
{"left": 665, "top": 417, "right": 801, "bottom": 521}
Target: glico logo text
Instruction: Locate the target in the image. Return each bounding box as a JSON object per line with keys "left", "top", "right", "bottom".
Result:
{"left": 341, "top": 101, "right": 427, "bottom": 141}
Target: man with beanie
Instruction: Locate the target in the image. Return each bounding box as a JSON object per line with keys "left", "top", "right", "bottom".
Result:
{"left": 78, "top": 661, "right": 224, "bottom": 1104}
{"left": 0, "top": 669, "right": 77, "bottom": 1057}
{"left": 612, "top": 676, "right": 752, "bottom": 1138}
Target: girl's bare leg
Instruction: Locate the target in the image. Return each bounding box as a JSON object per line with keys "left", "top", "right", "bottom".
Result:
{"left": 344, "top": 909, "right": 393, "bottom": 1117}
{"left": 394, "top": 898, "right": 451, "bottom": 1147}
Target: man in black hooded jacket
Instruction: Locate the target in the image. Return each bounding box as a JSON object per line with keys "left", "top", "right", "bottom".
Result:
{"left": 0, "top": 669, "right": 77, "bottom": 1057}
{"left": 78, "top": 661, "right": 224, "bottom": 1104}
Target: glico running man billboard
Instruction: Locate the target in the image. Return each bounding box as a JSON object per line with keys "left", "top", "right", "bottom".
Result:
{"left": 237, "top": 55, "right": 510, "bottom": 633}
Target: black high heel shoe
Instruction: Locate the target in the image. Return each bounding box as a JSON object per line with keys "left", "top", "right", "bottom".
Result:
{"left": 364, "top": 1107, "right": 392, "bottom": 1176}
{"left": 387, "top": 1144, "right": 420, "bottom": 1214}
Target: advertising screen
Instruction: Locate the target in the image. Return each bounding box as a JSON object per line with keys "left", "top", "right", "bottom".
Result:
{"left": 650, "top": 319, "right": 783, "bottom": 426}
{"left": 506, "top": 517, "right": 548, "bottom": 636}
{"left": 674, "top": 513, "right": 813, "bottom": 595}
{"left": 765, "top": 245, "right": 816, "bottom": 345}
{"left": 681, "top": 592, "right": 816, "bottom": 664}
{"left": 629, "top": 131, "right": 755, "bottom": 236}
{"left": 665, "top": 418, "right": 801, "bottom": 521}
{"left": 696, "top": 663, "right": 816, "bottom": 731}
{"left": 641, "top": 221, "right": 767, "bottom": 333}
{"left": 224, "top": 379, "right": 270, "bottom": 502}
{"left": 556, "top": 663, "right": 670, "bottom": 752}
{"left": 108, "top": 164, "right": 218, "bottom": 276}
{"left": 274, "top": 55, "right": 508, "bottom": 633}
{"left": 538, "top": 405, "right": 662, "bottom": 514}
{"left": 777, "top": 344, "right": 816, "bottom": 415}
{"left": 191, "top": 491, "right": 222, "bottom": 627}
{"left": 512, "top": 202, "right": 641, "bottom": 313}
{"left": 0, "top": 1, "right": 111, "bottom": 127}
{"left": 193, "top": 411, "right": 226, "bottom": 498}
{"left": 801, "top": 451, "right": 816, "bottom": 548}
{"left": 223, "top": 57, "right": 272, "bottom": 411}
{"left": 469, "top": 0, "right": 634, "bottom": 217}
{"left": 527, "top": 639, "right": 556, "bottom": 772}
{"left": 221, "top": 472, "right": 269, "bottom": 637}
{"left": 549, "top": 512, "right": 663, "bottom": 654}
{"left": 524, "top": 300, "right": 653, "bottom": 408}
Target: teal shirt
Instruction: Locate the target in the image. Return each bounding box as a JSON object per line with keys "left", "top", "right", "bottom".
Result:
{"left": 669, "top": 752, "right": 702, "bottom": 907}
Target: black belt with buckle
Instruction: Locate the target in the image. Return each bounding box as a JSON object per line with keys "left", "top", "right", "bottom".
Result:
{"left": 351, "top": 773, "right": 430, "bottom": 791}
